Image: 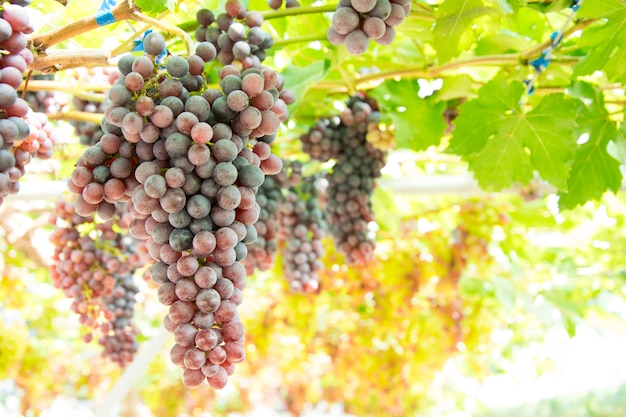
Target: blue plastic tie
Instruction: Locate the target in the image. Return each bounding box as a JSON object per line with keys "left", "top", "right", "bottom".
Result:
{"left": 95, "top": 0, "right": 117, "bottom": 27}
{"left": 530, "top": 53, "right": 551, "bottom": 72}
{"left": 570, "top": 0, "right": 581, "bottom": 11}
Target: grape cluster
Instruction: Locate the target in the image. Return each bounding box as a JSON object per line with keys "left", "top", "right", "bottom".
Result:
{"left": 327, "top": 0, "right": 412, "bottom": 54}
{"left": 49, "top": 199, "right": 140, "bottom": 367}
{"left": 365, "top": 112, "right": 394, "bottom": 151}
{"left": 301, "top": 94, "right": 387, "bottom": 264}
{"left": 241, "top": 160, "right": 301, "bottom": 274}
{"left": 279, "top": 174, "right": 326, "bottom": 293}
{"left": 66, "top": 31, "right": 285, "bottom": 388}
{"left": 195, "top": 1, "right": 274, "bottom": 68}
{"left": 267, "top": 0, "right": 300, "bottom": 10}
{"left": 0, "top": 2, "right": 38, "bottom": 205}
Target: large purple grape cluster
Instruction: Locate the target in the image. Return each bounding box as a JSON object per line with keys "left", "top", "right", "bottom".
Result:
{"left": 327, "top": 0, "right": 411, "bottom": 54}
{"left": 301, "top": 94, "right": 387, "bottom": 264}
{"left": 64, "top": 31, "right": 286, "bottom": 389}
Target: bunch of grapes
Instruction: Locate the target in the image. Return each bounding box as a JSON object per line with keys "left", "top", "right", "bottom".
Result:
{"left": 194, "top": 1, "right": 274, "bottom": 68}
{"left": 301, "top": 94, "right": 387, "bottom": 264}
{"left": 66, "top": 31, "right": 285, "bottom": 389}
{"left": 327, "top": 0, "right": 412, "bottom": 54}
{"left": 267, "top": 0, "right": 300, "bottom": 10}
{"left": 49, "top": 199, "right": 140, "bottom": 367}
{"left": 241, "top": 160, "right": 301, "bottom": 274}
{"left": 0, "top": 2, "right": 38, "bottom": 205}
{"left": 279, "top": 174, "right": 326, "bottom": 293}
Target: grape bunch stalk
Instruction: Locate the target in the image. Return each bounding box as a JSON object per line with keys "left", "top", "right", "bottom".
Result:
{"left": 64, "top": 28, "right": 286, "bottom": 388}
{"left": 328, "top": 0, "right": 412, "bottom": 55}
{"left": 300, "top": 94, "right": 388, "bottom": 264}
{"left": 49, "top": 200, "right": 142, "bottom": 367}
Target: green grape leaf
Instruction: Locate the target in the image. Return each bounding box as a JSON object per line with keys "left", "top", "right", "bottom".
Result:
{"left": 574, "top": 0, "right": 626, "bottom": 83}
{"left": 433, "top": 0, "right": 500, "bottom": 62}
{"left": 281, "top": 60, "right": 331, "bottom": 114}
{"left": 448, "top": 78, "right": 577, "bottom": 190}
{"left": 437, "top": 75, "right": 476, "bottom": 102}
{"left": 135, "top": 0, "right": 176, "bottom": 14}
{"left": 527, "top": 0, "right": 573, "bottom": 12}
{"left": 558, "top": 83, "right": 623, "bottom": 210}
{"left": 496, "top": 0, "right": 526, "bottom": 13}
{"left": 370, "top": 79, "right": 447, "bottom": 151}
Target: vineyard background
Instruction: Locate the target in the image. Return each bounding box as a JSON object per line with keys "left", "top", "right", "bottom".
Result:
{"left": 1, "top": 0, "right": 626, "bottom": 416}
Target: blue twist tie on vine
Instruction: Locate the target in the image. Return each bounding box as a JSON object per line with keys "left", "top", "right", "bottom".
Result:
{"left": 95, "top": 0, "right": 117, "bottom": 27}
{"left": 530, "top": 53, "right": 551, "bottom": 71}
{"left": 523, "top": 80, "right": 535, "bottom": 95}
{"left": 132, "top": 29, "right": 151, "bottom": 52}
{"left": 570, "top": 0, "right": 581, "bottom": 11}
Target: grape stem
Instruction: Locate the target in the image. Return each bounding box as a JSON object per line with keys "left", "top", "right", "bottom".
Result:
{"left": 315, "top": 55, "right": 581, "bottom": 92}
{"left": 28, "top": 49, "right": 111, "bottom": 73}
{"left": 46, "top": 110, "right": 103, "bottom": 124}
{"left": 28, "top": 1, "right": 138, "bottom": 51}
{"left": 19, "top": 80, "right": 111, "bottom": 95}
{"left": 272, "top": 33, "right": 327, "bottom": 47}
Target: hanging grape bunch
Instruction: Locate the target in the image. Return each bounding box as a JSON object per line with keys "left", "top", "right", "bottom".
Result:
{"left": 49, "top": 200, "right": 141, "bottom": 367}
{"left": 195, "top": 1, "right": 274, "bottom": 68}
{"left": 64, "top": 27, "right": 288, "bottom": 388}
{"left": 240, "top": 160, "right": 301, "bottom": 275}
{"left": 0, "top": 2, "right": 44, "bottom": 206}
{"left": 279, "top": 171, "right": 326, "bottom": 293}
{"left": 301, "top": 94, "right": 390, "bottom": 264}
{"left": 328, "top": 0, "right": 412, "bottom": 54}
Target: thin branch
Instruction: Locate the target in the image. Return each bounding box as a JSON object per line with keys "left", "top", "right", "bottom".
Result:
{"left": 28, "top": 49, "right": 111, "bottom": 72}
{"left": 18, "top": 79, "right": 111, "bottom": 95}
{"left": 28, "top": 1, "right": 138, "bottom": 51}
{"left": 47, "top": 110, "right": 103, "bottom": 124}
{"left": 272, "top": 33, "right": 328, "bottom": 47}
{"left": 520, "top": 18, "right": 597, "bottom": 60}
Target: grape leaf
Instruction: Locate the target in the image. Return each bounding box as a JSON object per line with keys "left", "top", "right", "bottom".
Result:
{"left": 281, "top": 60, "right": 331, "bottom": 114}
{"left": 527, "top": 0, "right": 573, "bottom": 12}
{"left": 369, "top": 80, "right": 447, "bottom": 151}
{"left": 496, "top": 0, "right": 526, "bottom": 13}
{"left": 433, "top": 0, "right": 500, "bottom": 63}
{"left": 134, "top": 0, "right": 176, "bottom": 14}
{"left": 574, "top": 0, "right": 626, "bottom": 83}
{"left": 448, "top": 78, "right": 577, "bottom": 190}
{"left": 557, "top": 83, "right": 623, "bottom": 210}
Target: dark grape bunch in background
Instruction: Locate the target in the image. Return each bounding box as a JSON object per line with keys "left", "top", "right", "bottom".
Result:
{"left": 279, "top": 172, "right": 326, "bottom": 293}
{"left": 62, "top": 27, "right": 287, "bottom": 389}
{"left": 241, "top": 159, "right": 301, "bottom": 275}
{"left": 328, "top": 0, "right": 412, "bottom": 55}
{"left": 49, "top": 199, "right": 142, "bottom": 367}
{"left": 24, "top": 74, "right": 65, "bottom": 114}
{"left": 301, "top": 94, "right": 388, "bottom": 264}
{"left": 267, "top": 0, "right": 300, "bottom": 10}
{"left": 195, "top": 2, "right": 274, "bottom": 68}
